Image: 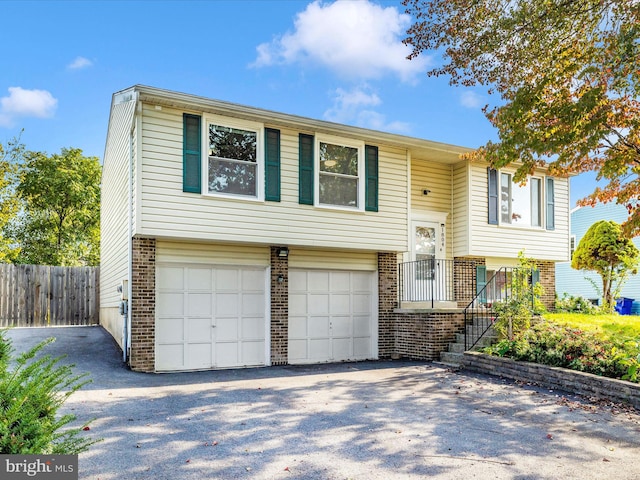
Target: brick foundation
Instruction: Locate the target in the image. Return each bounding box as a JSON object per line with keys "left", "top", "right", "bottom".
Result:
{"left": 129, "top": 237, "right": 156, "bottom": 372}
{"left": 394, "top": 310, "right": 465, "bottom": 360}
{"left": 270, "top": 246, "right": 288, "bottom": 365}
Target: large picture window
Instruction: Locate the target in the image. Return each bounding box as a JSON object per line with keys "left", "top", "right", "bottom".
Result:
{"left": 316, "top": 137, "right": 363, "bottom": 209}
{"left": 500, "top": 173, "right": 542, "bottom": 227}
{"left": 208, "top": 122, "right": 260, "bottom": 197}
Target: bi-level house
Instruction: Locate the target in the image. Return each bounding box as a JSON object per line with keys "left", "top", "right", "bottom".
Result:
{"left": 101, "top": 85, "right": 569, "bottom": 373}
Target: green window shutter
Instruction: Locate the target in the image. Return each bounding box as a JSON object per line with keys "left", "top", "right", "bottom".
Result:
{"left": 365, "top": 145, "right": 379, "bottom": 212}
{"left": 487, "top": 168, "right": 498, "bottom": 224}
{"left": 531, "top": 268, "right": 540, "bottom": 285}
{"left": 546, "top": 177, "right": 555, "bottom": 230}
{"left": 476, "top": 265, "right": 487, "bottom": 303}
{"left": 299, "top": 133, "right": 314, "bottom": 205}
{"left": 183, "top": 113, "right": 201, "bottom": 193}
{"left": 264, "top": 128, "right": 281, "bottom": 202}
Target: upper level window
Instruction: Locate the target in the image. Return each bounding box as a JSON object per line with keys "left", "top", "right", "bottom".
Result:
{"left": 316, "top": 137, "right": 364, "bottom": 209}
{"left": 207, "top": 119, "right": 262, "bottom": 198}
{"left": 500, "top": 173, "right": 542, "bottom": 227}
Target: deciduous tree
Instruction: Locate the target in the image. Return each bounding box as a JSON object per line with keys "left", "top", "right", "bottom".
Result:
{"left": 12, "top": 148, "right": 100, "bottom": 266}
{"left": 403, "top": 0, "right": 640, "bottom": 233}
{"left": 0, "top": 138, "right": 21, "bottom": 262}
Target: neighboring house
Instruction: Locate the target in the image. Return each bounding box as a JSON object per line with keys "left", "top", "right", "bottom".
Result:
{"left": 556, "top": 202, "right": 640, "bottom": 305}
{"left": 101, "top": 85, "right": 570, "bottom": 373}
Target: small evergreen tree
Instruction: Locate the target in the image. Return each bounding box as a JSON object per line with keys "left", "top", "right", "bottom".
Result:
{"left": 572, "top": 220, "right": 639, "bottom": 311}
{"left": 0, "top": 330, "right": 96, "bottom": 454}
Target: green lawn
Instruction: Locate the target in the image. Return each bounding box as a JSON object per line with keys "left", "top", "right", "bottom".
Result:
{"left": 544, "top": 313, "right": 640, "bottom": 344}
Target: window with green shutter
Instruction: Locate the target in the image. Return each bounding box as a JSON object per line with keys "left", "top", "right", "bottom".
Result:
{"left": 299, "top": 133, "right": 314, "bottom": 205}
{"left": 264, "top": 128, "right": 281, "bottom": 202}
{"left": 365, "top": 145, "right": 378, "bottom": 212}
{"left": 183, "top": 113, "right": 201, "bottom": 193}
{"left": 476, "top": 265, "right": 487, "bottom": 303}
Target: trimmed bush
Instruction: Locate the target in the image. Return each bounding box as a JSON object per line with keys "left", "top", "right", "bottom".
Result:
{"left": 0, "top": 330, "right": 97, "bottom": 454}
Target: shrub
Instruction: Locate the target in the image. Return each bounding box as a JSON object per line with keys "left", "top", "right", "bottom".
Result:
{"left": 492, "top": 251, "right": 546, "bottom": 340}
{"left": 484, "top": 321, "right": 640, "bottom": 383}
{"left": 0, "top": 330, "right": 97, "bottom": 454}
{"left": 555, "top": 293, "right": 601, "bottom": 314}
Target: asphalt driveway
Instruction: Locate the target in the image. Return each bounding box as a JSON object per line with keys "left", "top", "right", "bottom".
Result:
{"left": 5, "top": 326, "right": 640, "bottom": 480}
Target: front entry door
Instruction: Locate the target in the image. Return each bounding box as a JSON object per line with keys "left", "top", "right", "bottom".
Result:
{"left": 402, "top": 221, "right": 446, "bottom": 302}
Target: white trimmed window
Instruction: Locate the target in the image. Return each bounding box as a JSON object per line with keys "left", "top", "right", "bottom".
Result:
{"left": 500, "top": 173, "right": 543, "bottom": 227}
{"left": 315, "top": 136, "right": 364, "bottom": 209}
{"left": 206, "top": 116, "right": 263, "bottom": 199}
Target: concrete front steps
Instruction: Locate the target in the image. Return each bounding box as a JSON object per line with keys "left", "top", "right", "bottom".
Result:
{"left": 439, "top": 328, "right": 497, "bottom": 367}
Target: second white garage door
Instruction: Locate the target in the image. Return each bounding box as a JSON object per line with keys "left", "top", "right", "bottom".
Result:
{"left": 288, "top": 269, "right": 377, "bottom": 364}
{"left": 156, "top": 264, "right": 267, "bottom": 371}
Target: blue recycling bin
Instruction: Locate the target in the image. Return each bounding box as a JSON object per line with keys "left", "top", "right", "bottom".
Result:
{"left": 615, "top": 297, "right": 634, "bottom": 315}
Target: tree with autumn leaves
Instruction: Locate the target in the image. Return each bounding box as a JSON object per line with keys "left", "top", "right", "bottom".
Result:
{"left": 403, "top": 0, "right": 640, "bottom": 234}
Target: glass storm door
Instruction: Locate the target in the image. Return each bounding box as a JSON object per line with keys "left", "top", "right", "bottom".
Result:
{"left": 406, "top": 222, "right": 444, "bottom": 301}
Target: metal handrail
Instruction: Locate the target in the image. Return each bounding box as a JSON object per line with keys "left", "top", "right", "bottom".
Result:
{"left": 398, "top": 259, "right": 477, "bottom": 308}
{"left": 463, "top": 267, "right": 536, "bottom": 350}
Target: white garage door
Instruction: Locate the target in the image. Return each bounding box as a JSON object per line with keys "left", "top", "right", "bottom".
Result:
{"left": 156, "top": 264, "right": 267, "bottom": 371}
{"left": 288, "top": 269, "right": 377, "bottom": 364}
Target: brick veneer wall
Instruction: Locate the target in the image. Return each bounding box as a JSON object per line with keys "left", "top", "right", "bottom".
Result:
{"left": 535, "top": 260, "right": 556, "bottom": 311}
{"left": 270, "top": 247, "right": 288, "bottom": 365}
{"left": 463, "top": 351, "right": 640, "bottom": 409}
{"left": 378, "top": 252, "right": 397, "bottom": 358}
{"left": 394, "top": 311, "right": 465, "bottom": 360}
{"left": 129, "top": 237, "right": 156, "bottom": 372}
{"left": 454, "top": 257, "right": 485, "bottom": 307}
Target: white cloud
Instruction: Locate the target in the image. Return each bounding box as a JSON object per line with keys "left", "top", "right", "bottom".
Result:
{"left": 324, "top": 86, "right": 410, "bottom": 133}
{"left": 67, "top": 56, "right": 93, "bottom": 70}
{"left": 252, "top": 0, "right": 428, "bottom": 83}
{"left": 0, "top": 87, "right": 58, "bottom": 127}
{"left": 460, "top": 91, "right": 484, "bottom": 108}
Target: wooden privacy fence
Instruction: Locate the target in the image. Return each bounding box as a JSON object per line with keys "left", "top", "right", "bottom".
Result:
{"left": 0, "top": 264, "right": 99, "bottom": 327}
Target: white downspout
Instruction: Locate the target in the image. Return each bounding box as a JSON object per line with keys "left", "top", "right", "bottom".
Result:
{"left": 124, "top": 92, "right": 138, "bottom": 363}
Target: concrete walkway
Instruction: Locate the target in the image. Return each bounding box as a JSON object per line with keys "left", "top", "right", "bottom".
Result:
{"left": 5, "top": 326, "right": 640, "bottom": 479}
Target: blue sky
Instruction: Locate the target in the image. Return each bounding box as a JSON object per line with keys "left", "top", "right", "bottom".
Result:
{"left": 1, "top": 0, "right": 597, "bottom": 205}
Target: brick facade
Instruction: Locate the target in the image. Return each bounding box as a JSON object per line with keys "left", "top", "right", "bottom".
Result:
{"left": 377, "top": 252, "right": 397, "bottom": 358}
{"left": 394, "top": 311, "right": 465, "bottom": 360}
{"left": 454, "top": 257, "right": 485, "bottom": 307}
{"left": 129, "top": 237, "right": 156, "bottom": 372}
{"left": 270, "top": 246, "right": 288, "bottom": 365}
{"left": 535, "top": 260, "right": 556, "bottom": 311}
{"left": 123, "top": 241, "right": 556, "bottom": 371}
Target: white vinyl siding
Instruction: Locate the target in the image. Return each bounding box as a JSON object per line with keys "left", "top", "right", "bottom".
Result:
{"left": 411, "top": 158, "right": 453, "bottom": 258}
{"left": 100, "top": 95, "right": 136, "bottom": 344}
{"left": 452, "top": 161, "right": 470, "bottom": 256}
{"left": 156, "top": 241, "right": 270, "bottom": 266}
{"left": 137, "top": 104, "right": 408, "bottom": 252}
{"left": 289, "top": 248, "right": 377, "bottom": 271}
{"left": 466, "top": 163, "right": 570, "bottom": 261}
